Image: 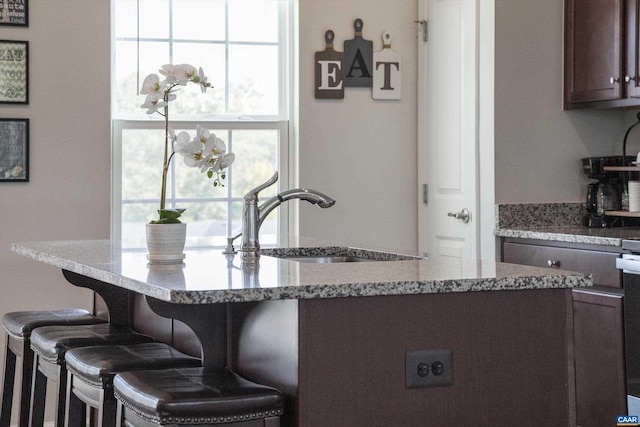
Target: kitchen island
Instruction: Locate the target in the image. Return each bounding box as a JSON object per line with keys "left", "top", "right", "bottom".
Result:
{"left": 11, "top": 239, "right": 591, "bottom": 427}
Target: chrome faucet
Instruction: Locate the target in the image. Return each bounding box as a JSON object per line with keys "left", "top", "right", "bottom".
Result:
{"left": 240, "top": 172, "right": 336, "bottom": 263}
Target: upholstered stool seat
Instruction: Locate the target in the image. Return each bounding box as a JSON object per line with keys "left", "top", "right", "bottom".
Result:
{"left": 113, "top": 367, "right": 284, "bottom": 426}
{"left": 29, "top": 324, "right": 154, "bottom": 427}
{"left": 64, "top": 342, "right": 201, "bottom": 427}
{"left": 1, "top": 309, "right": 106, "bottom": 427}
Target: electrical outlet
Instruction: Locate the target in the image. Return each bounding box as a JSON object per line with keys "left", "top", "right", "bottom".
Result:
{"left": 405, "top": 349, "right": 453, "bottom": 389}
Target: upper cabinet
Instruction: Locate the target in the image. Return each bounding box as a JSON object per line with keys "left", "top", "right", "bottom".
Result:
{"left": 564, "top": 0, "right": 640, "bottom": 109}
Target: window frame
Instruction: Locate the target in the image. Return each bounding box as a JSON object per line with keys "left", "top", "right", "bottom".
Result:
{"left": 110, "top": 0, "right": 295, "bottom": 249}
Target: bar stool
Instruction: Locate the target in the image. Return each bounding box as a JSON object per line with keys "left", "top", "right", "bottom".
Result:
{"left": 29, "top": 323, "right": 155, "bottom": 427}
{"left": 64, "top": 342, "right": 201, "bottom": 427}
{"left": 0, "top": 309, "right": 106, "bottom": 427}
{"left": 113, "top": 367, "right": 284, "bottom": 426}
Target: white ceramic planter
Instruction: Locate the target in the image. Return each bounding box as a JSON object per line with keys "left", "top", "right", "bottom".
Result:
{"left": 145, "top": 223, "right": 187, "bottom": 263}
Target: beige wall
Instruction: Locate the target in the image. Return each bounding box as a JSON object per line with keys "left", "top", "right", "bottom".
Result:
{"left": 0, "top": 1, "right": 110, "bottom": 422}
{"left": 297, "top": 0, "right": 419, "bottom": 252}
{"left": 495, "top": 0, "right": 632, "bottom": 204}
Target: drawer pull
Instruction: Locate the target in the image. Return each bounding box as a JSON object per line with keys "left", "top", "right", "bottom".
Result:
{"left": 547, "top": 260, "right": 560, "bottom": 268}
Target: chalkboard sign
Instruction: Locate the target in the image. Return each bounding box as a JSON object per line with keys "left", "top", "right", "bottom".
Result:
{"left": 0, "top": 118, "right": 29, "bottom": 182}
{"left": 0, "top": 40, "right": 28, "bottom": 104}
{"left": 0, "top": 0, "right": 27, "bottom": 27}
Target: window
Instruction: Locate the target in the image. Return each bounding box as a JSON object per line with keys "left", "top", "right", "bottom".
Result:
{"left": 111, "top": 0, "right": 292, "bottom": 249}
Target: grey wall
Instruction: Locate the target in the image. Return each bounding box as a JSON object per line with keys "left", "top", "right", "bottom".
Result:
{"left": 0, "top": 1, "right": 111, "bottom": 421}
{"left": 495, "top": 0, "right": 632, "bottom": 204}
{"left": 298, "top": 0, "right": 419, "bottom": 252}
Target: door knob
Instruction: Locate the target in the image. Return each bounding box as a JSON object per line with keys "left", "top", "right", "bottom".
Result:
{"left": 447, "top": 208, "right": 470, "bottom": 223}
{"left": 626, "top": 75, "right": 637, "bottom": 83}
{"left": 611, "top": 76, "right": 620, "bottom": 84}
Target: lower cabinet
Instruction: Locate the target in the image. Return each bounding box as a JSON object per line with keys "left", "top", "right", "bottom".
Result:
{"left": 501, "top": 239, "right": 626, "bottom": 426}
{"left": 502, "top": 241, "right": 621, "bottom": 288}
{"left": 572, "top": 289, "right": 626, "bottom": 427}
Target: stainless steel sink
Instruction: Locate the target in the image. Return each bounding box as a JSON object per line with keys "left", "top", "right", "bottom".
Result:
{"left": 261, "top": 247, "right": 423, "bottom": 263}
{"left": 279, "top": 255, "right": 375, "bottom": 263}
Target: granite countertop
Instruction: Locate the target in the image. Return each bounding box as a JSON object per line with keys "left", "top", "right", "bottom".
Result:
{"left": 494, "top": 202, "right": 640, "bottom": 246}
{"left": 11, "top": 239, "right": 591, "bottom": 304}
{"left": 494, "top": 225, "right": 640, "bottom": 247}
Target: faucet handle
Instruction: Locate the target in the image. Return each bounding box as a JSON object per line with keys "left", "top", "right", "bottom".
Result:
{"left": 244, "top": 171, "right": 278, "bottom": 201}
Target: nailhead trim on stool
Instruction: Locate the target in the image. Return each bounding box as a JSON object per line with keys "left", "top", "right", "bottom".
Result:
{"left": 29, "top": 324, "right": 154, "bottom": 427}
{"left": 0, "top": 309, "right": 106, "bottom": 427}
{"left": 64, "top": 343, "right": 201, "bottom": 427}
{"left": 113, "top": 367, "right": 284, "bottom": 426}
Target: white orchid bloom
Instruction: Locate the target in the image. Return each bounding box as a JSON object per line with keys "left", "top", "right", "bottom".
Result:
{"left": 160, "top": 64, "right": 198, "bottom": 85}
{"left": 140, "top": 63, "right": 234, "bottom": 200}
{"left": 140, "top": 73, "right": 166, "bottom": 96}
{"left": 195, "top": 125, "right": 211, "bottom": 145}
{"left": 172, "top": 130, "right": 192, "bottom": 154}
{"left": 195, "top": 67, "right": 210, "bottom": 93}
{"left": 141, "top": 94, "right": 167, "bottom": 114}
{"left": 213, "top": 152, "right": 235, "bottom": 172}
{"left": 205, "top": 134, "right": 226, "bottom": 157}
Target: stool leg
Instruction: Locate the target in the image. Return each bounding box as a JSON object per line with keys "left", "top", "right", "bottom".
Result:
{"left": 29, "top": 355, "right": 47, "bottom": 427}
{"left": 18, "top": 339, "right": 35, "bottom": 427}
{"left": 65, "top": 370, "right": 86, "bottom": 427}
{"left": 115, "top": 401, "right": 123, "bottom": 427}
{"left": 0, "top": 336, "right": 16, "bottom": 427}
{"left": 99, "top": 391, "right": 117, "bottom": 427}
{"left": 55, "top": 365, "right": 68, "bottom": 427}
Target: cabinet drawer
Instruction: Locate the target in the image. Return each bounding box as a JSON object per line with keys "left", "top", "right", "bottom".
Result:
{"left": 502, "top": 242, "right": 620, "bottom": 288}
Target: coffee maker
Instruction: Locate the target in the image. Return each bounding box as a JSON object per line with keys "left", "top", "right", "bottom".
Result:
{"left": 582, "top": 156, "right": 634, "bottom": 227}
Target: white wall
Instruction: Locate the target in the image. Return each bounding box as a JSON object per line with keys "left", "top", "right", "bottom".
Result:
{"left": 495, "top": 0, "right": 631, "bottom": 204}
{"left": 0, "top": 1, "right": 110, "bottom": 422}
{"left": 297, "top": 0, "right": 419, "bottom": 252}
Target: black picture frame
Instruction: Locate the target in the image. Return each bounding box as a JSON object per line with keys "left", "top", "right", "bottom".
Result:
{"left": 0, "top": 40, "right": 28, "bottom": 104}
{"left": 0, "top": 0, "right": 28, "bottom": 27}
{"left": 0, "top": 118, "right": 29, "bottom": 182}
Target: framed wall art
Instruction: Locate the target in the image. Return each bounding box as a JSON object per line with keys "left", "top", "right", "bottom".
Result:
{"left": 0, "top": 0, "right": 28, "bottom": 27}
{"left": 0, "top": 40, "right": 28, "bottom": 104}
{"left": 0, "top": 118, "right": 29, "bottom": 182}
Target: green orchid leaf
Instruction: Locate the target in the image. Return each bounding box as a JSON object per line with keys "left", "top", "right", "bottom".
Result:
{"left": 149, "top": 208, "right": 186, "bottom": 224}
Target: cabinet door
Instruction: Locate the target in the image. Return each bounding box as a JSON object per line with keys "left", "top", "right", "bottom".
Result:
{"left": 627, "top": 0, "right": 640, "bottom": 98}
{"left": 502, "top": 242, "right": 621, "bottom": 288}
{"left": 565, "top": 0, "right": 623, "bottom": 104}
{"left": 572, "top": 289, "right": 626, "bottom": 427}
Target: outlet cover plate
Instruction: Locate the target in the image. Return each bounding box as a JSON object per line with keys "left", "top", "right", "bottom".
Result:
{"left": 406, "top": 349, "right": 453, "bottom": 389}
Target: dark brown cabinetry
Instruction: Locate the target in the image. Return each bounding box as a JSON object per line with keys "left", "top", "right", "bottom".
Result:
{"left": 573, "top": 289, "right": 626, "bottom": 427}
{"left": 564, "top": 0, "right": 640, "bottom": 109}
{"left": 502, "top": 238, "right": 626, "bottom": 425}
{"left": 502, "top": 240, "right": 621, "bottom": 288}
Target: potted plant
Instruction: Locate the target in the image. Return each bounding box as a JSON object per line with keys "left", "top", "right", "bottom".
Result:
{"left": 140, "top": 64, "right": 235, "bottom": 263}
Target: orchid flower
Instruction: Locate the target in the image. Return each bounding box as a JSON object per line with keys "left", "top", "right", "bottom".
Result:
{"left": 140, "top": 64, "right": 233, "bottom": 223}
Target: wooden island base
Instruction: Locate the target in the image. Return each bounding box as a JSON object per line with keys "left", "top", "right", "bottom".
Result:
{"left": 228, "top": 289, "right": 574, "bottom": 427}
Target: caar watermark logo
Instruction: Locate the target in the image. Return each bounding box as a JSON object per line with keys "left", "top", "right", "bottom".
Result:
{"left": 618, "top": 415, "right": 640, "bottom": 426}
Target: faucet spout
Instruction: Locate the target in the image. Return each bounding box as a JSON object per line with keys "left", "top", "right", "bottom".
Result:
{"left": 258, "top": 189, "right": 336, "bottom": 229}
{"left": 240, "top": 172, "right": 335, "bottom": 263}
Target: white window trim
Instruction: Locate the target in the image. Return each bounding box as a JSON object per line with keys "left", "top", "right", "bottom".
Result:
{"left": 110, "top": 0, "right": 297, "bottom": 249}
{"left": 111, "top": 118, "right": 290, "bottom": 247}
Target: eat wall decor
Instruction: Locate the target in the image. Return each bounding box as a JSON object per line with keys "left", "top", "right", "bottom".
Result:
{"left": 314, "top": 18, "right": 401, "bottom": 100}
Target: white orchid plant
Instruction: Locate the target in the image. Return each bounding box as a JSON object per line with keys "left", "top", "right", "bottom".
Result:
{"left": 141, "top": 64, "right": 235, "bottom": 224}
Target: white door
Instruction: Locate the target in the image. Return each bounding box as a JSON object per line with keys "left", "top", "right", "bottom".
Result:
{"left": 418, "top": 0, "right": 479, "bottom": 259}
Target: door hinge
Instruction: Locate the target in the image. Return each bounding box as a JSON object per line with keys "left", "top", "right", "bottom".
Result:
{"left": 422, "top": 184, "right": 428, "bottom": 205}
{"left": 415, "top": 20, "right": 428, "bottom": 42}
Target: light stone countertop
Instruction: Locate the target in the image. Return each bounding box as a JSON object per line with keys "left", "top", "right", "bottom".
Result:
{"left": 11, "top": 239, "right": 591, "bottom": 304}
{"left": 494, "top": 225, "right": 640, "bottom": 247}
{"left": 494, "top": 202, "right": 640, "bottom": 246}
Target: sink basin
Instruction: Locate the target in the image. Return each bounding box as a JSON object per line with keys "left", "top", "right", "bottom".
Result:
{"left": 260, "top": 246, "right": 423, "bottom": 263}
{"left": 280, "top": 255, "right": 375, "bottom": 263}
